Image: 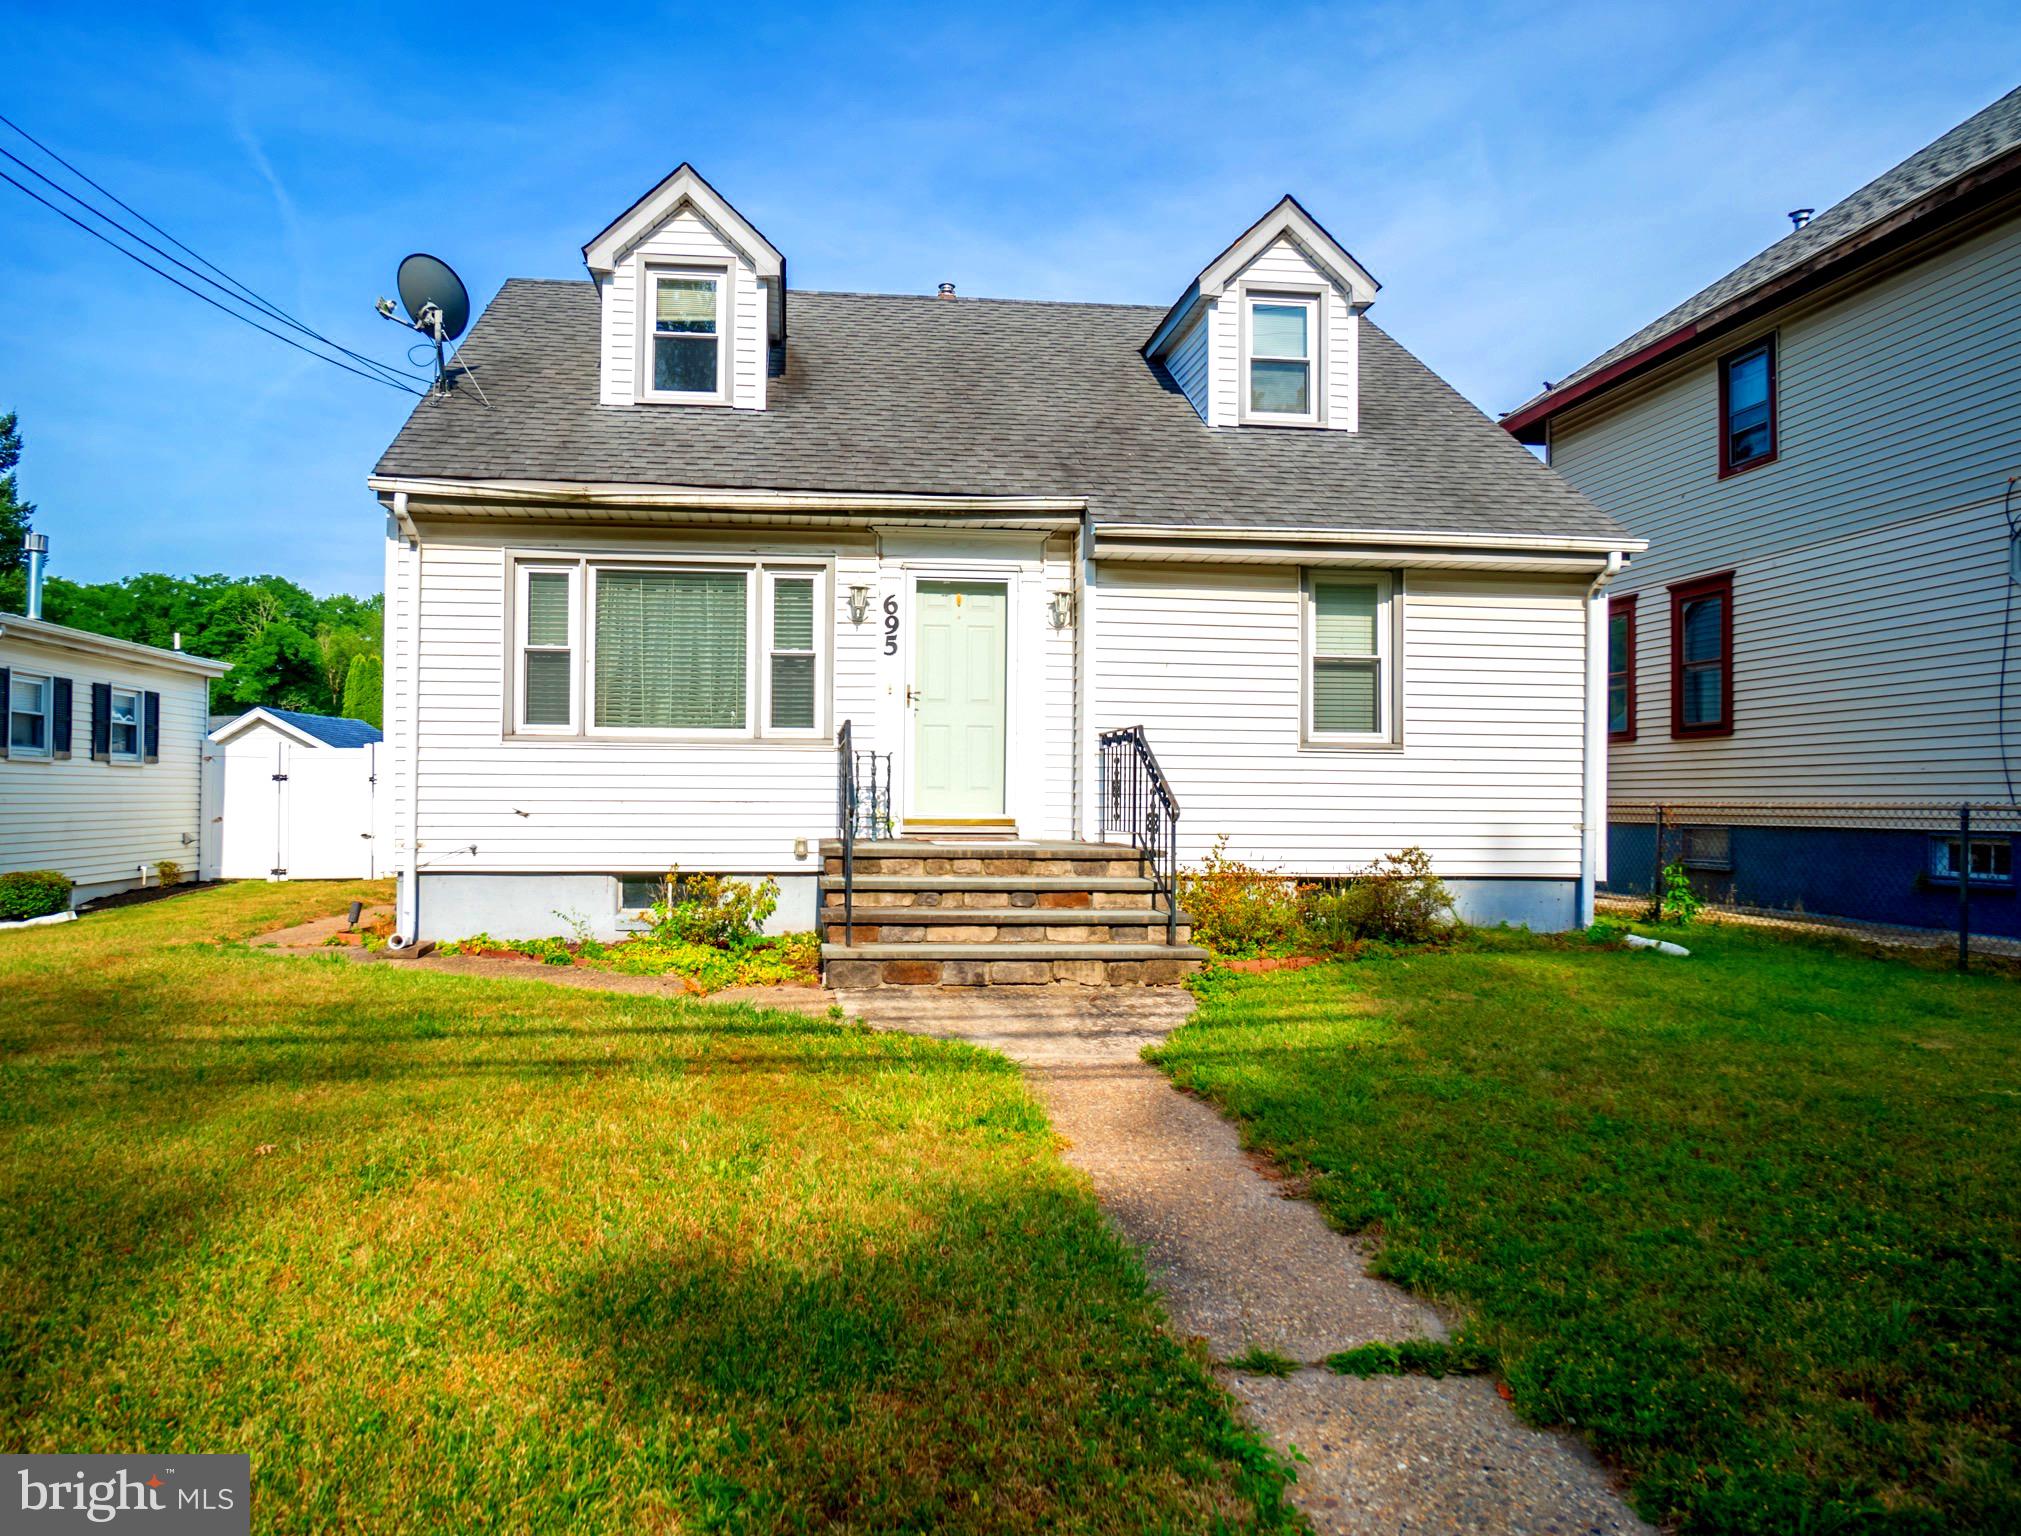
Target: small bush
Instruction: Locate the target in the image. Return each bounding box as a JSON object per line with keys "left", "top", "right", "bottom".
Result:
{"left": 1179, "top": 837, "right": 1300, "bottom": 956}
{"left": 1298, "top": 847, "right": 1456, "bottom": 949}
{"left": 1652, "top": 859, "right": 1702, "bottom": 925}
{"left": 647, "top": 869, "right": 779, "bottom": 948}
{"left": 0, "top": 869, "right": 73, "bottom": 921}
{"left": 154, "top": 860, "right": 183, "bottom": 887}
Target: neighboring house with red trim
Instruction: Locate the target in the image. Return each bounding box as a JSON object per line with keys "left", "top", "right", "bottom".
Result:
{"left": 1503, "top": 84, "right": 2021, "bottom": 935}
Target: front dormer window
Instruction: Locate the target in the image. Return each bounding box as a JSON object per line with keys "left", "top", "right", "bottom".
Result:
{"left": 643, "top": 269, "right": 725, "bottom": 402}
{"left": 1246, "top": 295, "right": 1318, "bottom": 423}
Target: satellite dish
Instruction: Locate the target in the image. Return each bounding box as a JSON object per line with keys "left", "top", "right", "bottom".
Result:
{"left": 395, "top": 253, "right": 470, "bottom": 342}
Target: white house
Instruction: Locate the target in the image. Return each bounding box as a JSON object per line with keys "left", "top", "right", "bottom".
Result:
{"left": 2, "top": 562, "right": 230, "bottom": 903}
{"left": 204, "top": 707, "right": 383, "bottom": 882}
{"left": 370, "top": 168, "right": 1642, "bottom": 981}
{"left": 1502, "top": 84, "right": 2021, "bottom": 937}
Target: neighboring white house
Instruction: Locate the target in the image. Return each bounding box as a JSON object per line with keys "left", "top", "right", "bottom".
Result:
{"left": 369, "top": 166, "right": 1642, "bottom": 975}
{"left": 1, "top": 601, "right": 230, "bottom": 905}
{"left": 204, "top": 707, "right": 383, "bottom": 882}
{"left": 1502, "top": 84, "right": 2021, "bottom": 936}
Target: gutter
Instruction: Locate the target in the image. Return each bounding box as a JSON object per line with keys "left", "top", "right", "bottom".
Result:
{"left": 368, "top": 475, "right": 1088, "bottom": 518}
{"left": 1094, "top": 521, "right": 1646, "bottom": 554}
{"left": 1579, "top": 551, "right": 1624, "bottom": 927}
{"left": 0, "top": 615, "right": 232, "bottom": 677}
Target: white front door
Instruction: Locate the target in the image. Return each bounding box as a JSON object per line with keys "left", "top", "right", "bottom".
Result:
{"left": 911, "top": 579, "right": 1008, "bottom": 821}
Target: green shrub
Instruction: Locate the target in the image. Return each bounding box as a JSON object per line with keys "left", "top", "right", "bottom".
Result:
{"left": 0, "top": 869, "right": 73, "bottom": 921}
{"left": 647, "top": 869, "right": 779, "bottom": 948}
{"left": 1178, "top": 837, "right": 1300, "bottom": 956}
{"left": 1297, "top": 847, "right": 1456, "bottom": 949}
{"left": 1654, "top": 859, "right": 1703, "bottom": 925}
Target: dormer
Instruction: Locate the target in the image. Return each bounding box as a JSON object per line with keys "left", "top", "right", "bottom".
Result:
{"left": 1144, "top": 195, "right": 1379, "bottom": 432}
{"left": 582, "top": 165, "right": 786, "bottom": 410}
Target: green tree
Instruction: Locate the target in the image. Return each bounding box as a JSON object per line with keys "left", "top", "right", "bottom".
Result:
{"left": 341, "top": 652, "right": 384, "bottom": 728}
{"left": 0, "top": 411, "right": 36, "bottom": 613}
{"left": 216, "top": 619, "right": 329, "bottom": 711}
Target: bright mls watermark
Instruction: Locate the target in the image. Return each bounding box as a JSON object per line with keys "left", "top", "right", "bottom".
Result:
{"left": 3, "top": 1456, "right": 249, "bottom": 1533}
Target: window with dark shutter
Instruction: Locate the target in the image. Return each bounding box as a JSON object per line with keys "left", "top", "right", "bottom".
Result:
{"left": 52, "top": 677, "right": 72, "bottom": 759}
{"left": 91, "top": 681, "right": 112, "bottom": 762}
{"left": 143, "top": 691, "right": 160, "bottom": 763}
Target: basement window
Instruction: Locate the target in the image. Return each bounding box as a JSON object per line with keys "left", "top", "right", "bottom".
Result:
{"left": 1930, "top": 837, "right": 2013, "bottom": 886}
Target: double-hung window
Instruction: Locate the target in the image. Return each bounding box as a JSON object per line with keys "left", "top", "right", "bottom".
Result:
{"left": 8, "top": 670, "right": 51, "bottom": 758}
{"left": 513, "top": 559, "right": 825, "bottom": 739}
{"left": 1306, "top": 571, "right": 1391, "bottom": 742}
{"left": 643, "top": 269, "right": 724, "bottom": 401}
{"left": 1247, "top": 295, "right": 1318, "bottom": 422}
{"left": 765, "top": 572, "right": 819, "bottom": 733}
{"left": 517, "top": 564, "right": 578, "bottom": 731}
{"left": 1607, "top": 595, "right": 1636, "bottom": 740}
{"left": 1719, "top": 337, "right": 1776, "bottom": 475}
{"left": 108, "top": 687, "right": 141, "bottom": 762}
{"left": 1670, "top": 572, "right": 1734, "bottom": 737}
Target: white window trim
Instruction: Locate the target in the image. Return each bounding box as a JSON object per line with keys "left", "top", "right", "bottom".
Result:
{"left": 635, "top": 263, "right": 730, "bottom": 406}
{"left": 8, "top": 668, "right": 52, "bottom": 760}
{"left": 1240, "top": 286, "right": 1324, "bottom": 427}
{"left": 108, "top": 684, "right": 143, "bottom": 764}
{"left": 505, "top": 553, "right": 832, "bottom": 745}
{"left": 514, "top": 562, "right": 581, "bottom": 735}
{"left": 1300, "top": 569, "right": 1398, "bottom": 749}
{"left": 760, "top": 567, "right": 829, "bottom": 740}
{"left": 1931, "top": 836, "right": 2014, "bottom": 885}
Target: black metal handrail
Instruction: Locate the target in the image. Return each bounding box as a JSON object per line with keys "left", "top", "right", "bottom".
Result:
{"left": 837, "top": 720, "right": 858, "bottom": 944}
{"left": 835, "top": 721, "right": 895, "bottom": 945}
{"left": 1097, "top": 725, "right": 1181, "bottom": 944}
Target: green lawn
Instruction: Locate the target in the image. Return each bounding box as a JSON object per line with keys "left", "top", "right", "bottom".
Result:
{"left": 0, "top": 882, "right": 1295, "bottom": 1533}
{"left": 1154, "top": 923, "right": 2021, "bottom": 1535}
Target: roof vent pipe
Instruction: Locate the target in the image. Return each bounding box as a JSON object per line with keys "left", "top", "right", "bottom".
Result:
{"left": 937, "top": 282, "right": 956, "bottom": 300}
{"left": 1787, "top": 207, "right": 1815, "bottom": 230}
{"left": 22, "top": 532, "right": 47, "bottom": 620}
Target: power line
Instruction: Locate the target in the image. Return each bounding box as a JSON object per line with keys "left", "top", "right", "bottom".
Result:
{"left": 0, "top": 114, "right": 434, "bottom": 392}
{"left": 0, "top": 166, "right": 426, "bottom": 397}
{"left": 0, "top": 110, "right": 431, "bottom": 389}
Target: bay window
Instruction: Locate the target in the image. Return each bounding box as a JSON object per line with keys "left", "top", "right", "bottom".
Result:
{"left": 513, "top": 558, "right": 825, "bottom": 739}
{"left": 1305, "top": 571, "right": 1392, "bottom": 743}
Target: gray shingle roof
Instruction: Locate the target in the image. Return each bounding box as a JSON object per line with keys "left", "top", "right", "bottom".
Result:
{"left": 1509, "top": 83, "right": 2021, "bottom": 417}
{"left": 376, "top": 281, "right": 1626, "bottom": 544}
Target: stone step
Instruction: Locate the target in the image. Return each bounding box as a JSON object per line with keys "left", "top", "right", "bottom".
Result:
{"left": 824, "top": 853, "right": 1146, "bottom": 879}
{"left": 820, "top": 877, "right": 1164, "bottom": 913}
{"left": 824, "top": 908, "right": 1191, "bottom": 945}
{"left": 822, "top": 941, "right": 1208, "bottom": 989}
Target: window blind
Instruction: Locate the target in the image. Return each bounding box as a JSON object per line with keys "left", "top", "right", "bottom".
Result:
{"left": 769, "top": 577, "right": 816, "bottom": 730}
{"left": 595, "top": 569, "right": 747, "bottom": 729}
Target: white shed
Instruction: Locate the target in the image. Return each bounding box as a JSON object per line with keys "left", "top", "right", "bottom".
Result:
{"left": 204, "top": 708, "right": 383, "bottom": 881}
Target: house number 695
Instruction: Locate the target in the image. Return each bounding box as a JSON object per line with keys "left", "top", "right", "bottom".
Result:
{"left": 882, "top": 595, "right": 900, "bottom": 655}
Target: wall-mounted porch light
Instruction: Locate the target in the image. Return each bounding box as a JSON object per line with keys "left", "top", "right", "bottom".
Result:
{"left": 1047, "top": 590, "right": 1074, "bottom": 630}
{"left": 847, "top": 584, "right": 873, "bottom": 624}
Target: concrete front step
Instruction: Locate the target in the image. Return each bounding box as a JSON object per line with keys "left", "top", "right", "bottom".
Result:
{"left": 824, "top": 908, "right": 1191, "bottom": 945}
{"left": 823, "top": 941, "right": 1207, "bottom": 988}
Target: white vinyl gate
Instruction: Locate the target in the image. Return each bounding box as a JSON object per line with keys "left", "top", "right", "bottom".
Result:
{"left": 210, "top": 739, "right": 379, "bottom": 880}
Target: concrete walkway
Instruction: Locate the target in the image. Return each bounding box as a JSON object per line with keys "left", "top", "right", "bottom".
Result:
{"left": 841, "top": 987, "right": 1653, "bottom": 1536}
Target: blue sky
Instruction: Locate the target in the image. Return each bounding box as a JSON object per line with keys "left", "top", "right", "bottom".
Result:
{"left": 3, "top": 2, "right": 2016, "bottom": 598}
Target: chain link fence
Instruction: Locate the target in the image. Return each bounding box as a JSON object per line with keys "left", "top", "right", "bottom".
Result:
{"left": 1601, "top": 801, "right": 2021, "bottom": 968}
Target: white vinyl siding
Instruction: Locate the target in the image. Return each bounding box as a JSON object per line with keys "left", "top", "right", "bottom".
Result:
{"left": 1207, "top": 235, "right": 1358, "bottom": 430}
{"left": 399, "top": 528, "right": 875, "bottom": 875}
{"left": 1095, "top": 563, "right": 1587, "bottom": 875}
{"left": 1552, "top": 208, "right": 2021, "bottom": 801}
{"left": 1165, "top": 308, "right": 1212, "bottom": 422}
{"left": 599, "top": 206, "right": 767, "bottom": 410}
{"left": 0, "top": 635, "right": 209, "bottom": 894}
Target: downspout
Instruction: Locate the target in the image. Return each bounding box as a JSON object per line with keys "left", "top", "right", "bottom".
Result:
{"left": 1580, "top": 550, "right": 1624, "bottom": 928}
{"left": 1077, "top": 509, "right": 1098, "bottom": 841}
{"left": 393, "top": 495, "right": 425, "bottom": 947}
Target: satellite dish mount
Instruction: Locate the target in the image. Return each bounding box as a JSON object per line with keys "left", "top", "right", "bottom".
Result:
{"left": 376, "top": 253, "right": 474, "bottom": 397}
